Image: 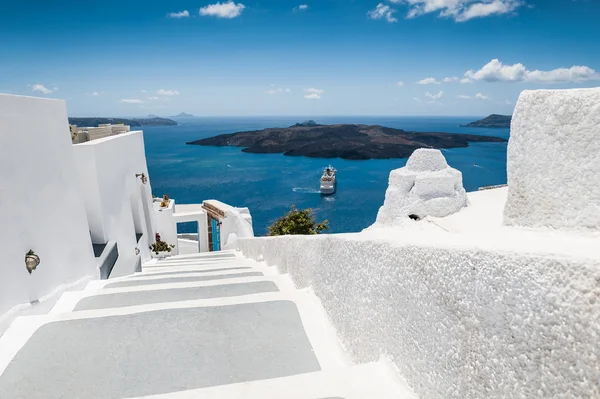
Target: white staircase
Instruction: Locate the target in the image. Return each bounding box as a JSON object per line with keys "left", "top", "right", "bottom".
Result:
{"left": 0, "top": 251, "right": 416, "bottom": 399}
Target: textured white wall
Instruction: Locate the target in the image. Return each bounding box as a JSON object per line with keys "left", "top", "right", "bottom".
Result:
{"left": 239, "top": 234, "right": 600, "bottom": 398}
{"left": 504, "top": 88, "right": 600, "bottom": 230}
{"left": 73, "top": 131, "right": 156, "bottom": 264}
{"left": 0, "top": 94, "right": 97, "bottom": 317}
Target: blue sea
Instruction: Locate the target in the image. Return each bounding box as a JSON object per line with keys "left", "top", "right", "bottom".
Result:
{"left": 143, "top": 116, "right": 509, "bottom": 236}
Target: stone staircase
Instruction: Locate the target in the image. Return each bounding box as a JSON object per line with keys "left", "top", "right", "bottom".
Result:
{"left": 0, "top": 251, "right": 416, "bottom": 399}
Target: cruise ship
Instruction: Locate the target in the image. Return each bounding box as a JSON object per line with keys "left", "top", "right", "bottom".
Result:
{"left": 320, "top": 165, "right": 337, "bottom": 195}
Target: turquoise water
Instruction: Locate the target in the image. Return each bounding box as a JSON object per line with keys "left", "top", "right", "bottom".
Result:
{"left": 143, "top": 116, "right": 509, "bottom": 235}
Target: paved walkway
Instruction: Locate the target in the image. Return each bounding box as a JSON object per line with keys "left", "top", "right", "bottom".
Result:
{"left": 0, "top": 251, "right": 416, "bottom": 398}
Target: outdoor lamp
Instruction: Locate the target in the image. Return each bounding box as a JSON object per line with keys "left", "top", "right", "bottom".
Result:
{"left": 25, "top": 250, "right": 40, "bottom": 274}
{"left": 136, "top": 173, "right": 148, "bottom": 184}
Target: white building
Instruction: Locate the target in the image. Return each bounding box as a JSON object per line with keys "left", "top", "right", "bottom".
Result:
{"left": 0, "top": 93, "right": 253, "bottom": 320}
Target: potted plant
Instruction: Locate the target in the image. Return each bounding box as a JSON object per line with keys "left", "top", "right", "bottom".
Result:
{"left": 160, "top": 195, "right": 169, "bottom": 208}
{"left": 149, "top": 233, "right": 175, "bottom": 258}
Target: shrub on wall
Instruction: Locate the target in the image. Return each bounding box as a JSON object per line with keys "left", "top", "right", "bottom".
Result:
{"left": 268, "top": 206, "right": 329, "bottom": 236}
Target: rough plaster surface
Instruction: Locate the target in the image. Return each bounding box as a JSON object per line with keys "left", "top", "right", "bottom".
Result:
{"left": 373, "top": 149, "right": 467, "bottom": 227}
{"left": 74, "top": 281, "right": 279, "bottom": 310}
{"left": 239, "top": 235, "right": 600, "bottom": 398}
{"left": 504, "top": 88, "right": 600, "bottom": 230}
{"left": 0, "top": 301, "right": 320, "bottom": 398}
{"left": 104, "top": 271, "right": 263, "bottom": 288}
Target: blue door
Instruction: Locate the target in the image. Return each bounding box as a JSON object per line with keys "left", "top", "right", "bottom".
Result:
{"left": 211, "top": 218, "right": 221, "bottom": 251}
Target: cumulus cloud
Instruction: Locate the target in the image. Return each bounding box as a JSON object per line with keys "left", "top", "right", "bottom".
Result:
{"left": 293, "top": 4, "right": 308, "bottom": 11}
{"left": 396, "top": 81, "right": 404, "bottom": 87}
{"left": 168, "top": 10, "right": 190, "bottom": 18}
{"left": 425, "top": 90, "right": 444, "bottom": 100}
{"left": 31, "top": 84, "right": 53, "bottom": 94}
{"left": 475, "top": 92, "right": 490, "bottom": 100}
{"left": 389, "top": 0, "right": 525, "bottom": 22}
{"left": 157, "top": 89, "right": 179, "bottom": 96}
{"left": 121, "top": 99, "right": 144, "bottom": 104}
{"left": 417, "top": 77, "right": 441, "bottom": 85}
{"left": 463, "top": 59, "right": 600, "bottom": 83}
{"left": 304, "top": 88, "right": 324, "bottom": 99}
{"left": 200, "top": 1, "right": 245, "bottom": 18}
{"left": 266, "top": 87, "right": 292, "bottom": 94}
{"left": 147, "top": 96, "right": 160, "bottom": 100}
{"left": 368, "top": 3, "right": 398, "bottom": 22}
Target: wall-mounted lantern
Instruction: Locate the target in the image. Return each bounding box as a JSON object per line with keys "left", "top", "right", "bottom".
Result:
{"left": 25, "top": 250, "right": 40, "bottom": 274}
{"left": 135, "top": 173, "right": 148, "bottom": 184}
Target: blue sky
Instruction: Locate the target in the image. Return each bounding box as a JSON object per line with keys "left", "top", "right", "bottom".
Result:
{"left": 1, "top": 0, "right": 599, "bottom": 116}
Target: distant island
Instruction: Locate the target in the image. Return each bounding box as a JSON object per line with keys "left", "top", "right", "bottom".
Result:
{"left": 172, "top": 112, "right": 195, "bottom": 118}
{"left": 187, "top": 123, "right": 507, "bottom": 160}
{"left": 68, "top": 117, "right": 177, "bottom": 127}
{"left": 463, "top": 114, "right": 511, "bottom": 128}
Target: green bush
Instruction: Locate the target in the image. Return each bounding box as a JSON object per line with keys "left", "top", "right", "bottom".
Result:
{"left": 268, "top": 206, "right": 329, "bottom": 236}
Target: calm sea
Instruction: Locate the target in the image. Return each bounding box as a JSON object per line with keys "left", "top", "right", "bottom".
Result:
{"left": 143, "top": 116, "right": 509, "bottom": 235}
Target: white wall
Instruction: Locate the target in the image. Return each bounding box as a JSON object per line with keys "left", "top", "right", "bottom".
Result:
{"left": 154, "top": 199, "right": 179, "bottom": 254}
{"left": 504, "top": 88, "right": 600, "bottom": 230}
{"left": 73, "top": 131, "right": 156, "bottom": 267}
{"left": 0, "top": 94, "right": 97, "bottom": 318}
{"left": 238, "top": 234, "right": 600, "bottom": 398}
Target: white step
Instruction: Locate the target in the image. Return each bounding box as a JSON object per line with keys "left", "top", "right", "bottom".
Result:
{"left": 50, "top": 274, "right": 297, "bottom": 314}
{"left": 126, "top": 362, "right": 417, "bottom": 399}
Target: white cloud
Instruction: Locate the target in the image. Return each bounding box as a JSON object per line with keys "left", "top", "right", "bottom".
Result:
{"left": 86, "top": 91, "right": 101, "bottom": 96}
{"left": 417, "top": 77, "right": 440, "bottom": 85}
{"left": 413, "top": 97, "right": 423, "bottom": 103}
{"left": 147, "top": 96, "right": 160, "bottom": 100}
{"left": 121, "top": 99, "right": 144, "bottom": 104}
{"left": 390, "top": 0, "right": 525, "bottom": 22}
{"left": 266, "top": 87, "right": 292, "bottom": 95}
{"left": 460, "top": 77, "right": 473, "bottom": 84}
{"left": 200, "top": 1, "right": 245, "bottom": 18}
{"left": 396, "top": 81, "right": 404, "bottom": 87}
{"left": 157, "top": 89, "right": 180, "bottom": 96}
{"left": 463, "top": 59, "right": 600, "bottom": 83}
{"left": 304, "top": 88, "right": 324, "bottom": 99}
{"left": 425, "top": 90, "right": 444, "bottom": 100}
{"left": 457, "top": 92, "right": 491, "bottom": 100}
{"left": 293, "top": 4, "right": 308, "bottom": 11}
{"left": 31, "top": 84, "right": 53, "bottom": 94}
{"left": 368, "top": 3, "right": 398, "bottom": 22}
{"left": 168, "top": 10, "right": 190, "bottom": 18}
{"left": 443, "top": 77, "right": 459, "bottom": 83}
{"left": 141, "top": 90, "right": 147, "bottom": 93}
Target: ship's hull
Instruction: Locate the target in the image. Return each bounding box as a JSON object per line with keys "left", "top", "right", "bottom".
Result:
{"left": 320, "top": 180, "right": 336, "bottom": 195}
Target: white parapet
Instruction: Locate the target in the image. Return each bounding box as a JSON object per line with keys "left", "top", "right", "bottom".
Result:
{"left": 372, "top": 148, "right": 468, "bottom": 227}
{"left": 504, "top": 88, "right": 600, "bottom": 231}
